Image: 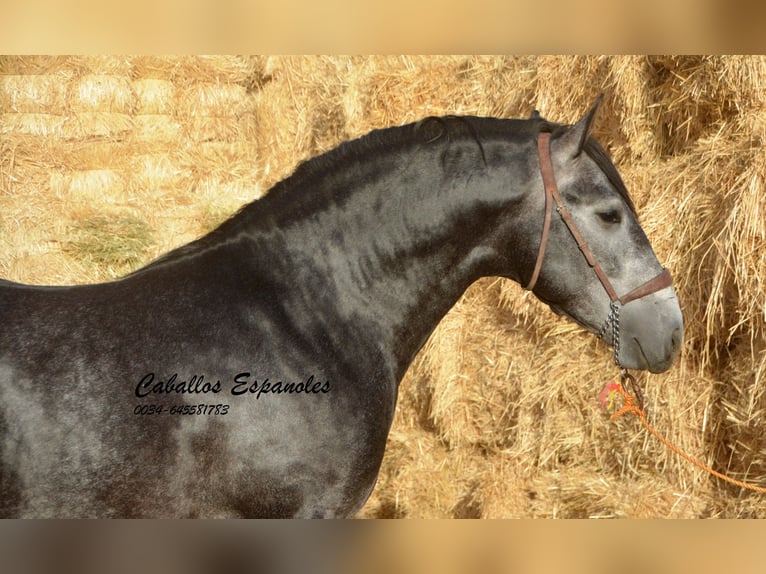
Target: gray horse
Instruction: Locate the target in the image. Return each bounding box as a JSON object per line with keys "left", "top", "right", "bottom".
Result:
{"left": 0, "top": 99, "right": 682, "bottom": 517}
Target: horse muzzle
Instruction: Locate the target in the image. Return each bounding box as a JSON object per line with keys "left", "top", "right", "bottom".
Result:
{"left": 614, "top": 290, "right": 684, "bottom": 373}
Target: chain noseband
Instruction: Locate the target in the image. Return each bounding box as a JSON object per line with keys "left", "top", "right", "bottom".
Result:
{"left": 526, "top": 131, "right": 673, "bottom": 366}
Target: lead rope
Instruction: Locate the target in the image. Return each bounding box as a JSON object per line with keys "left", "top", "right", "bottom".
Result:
{"left": 608, "top": 372, "right": 766, "bottom": 494}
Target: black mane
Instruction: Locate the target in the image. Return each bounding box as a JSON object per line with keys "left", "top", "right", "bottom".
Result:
{"left": 191, "top": 116, "right": 532, "bottom": 235}
{"left": 147, "top": 114, "right": 635, "bottom": 269}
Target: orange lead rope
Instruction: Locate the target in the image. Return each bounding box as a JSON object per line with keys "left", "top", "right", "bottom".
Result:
{"left": 606, "top": 371, "right": 766, "bottom": 494}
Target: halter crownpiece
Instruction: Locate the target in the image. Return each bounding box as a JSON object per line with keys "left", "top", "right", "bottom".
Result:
{"left": 526, "top": 131, "right": 673, "bottom": 364}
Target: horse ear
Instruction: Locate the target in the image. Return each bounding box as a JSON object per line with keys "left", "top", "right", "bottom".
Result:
{"left": 559, "top": 94, "right": 603, "bottom": 158}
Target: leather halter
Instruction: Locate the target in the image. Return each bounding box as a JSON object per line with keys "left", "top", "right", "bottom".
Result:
{"left": 526, "top": 131, "right": 672, "bottom": 307}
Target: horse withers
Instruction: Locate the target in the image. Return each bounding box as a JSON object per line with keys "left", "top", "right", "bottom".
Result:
{"left": 0, "top": 99, "right": 682, "bottom": 517}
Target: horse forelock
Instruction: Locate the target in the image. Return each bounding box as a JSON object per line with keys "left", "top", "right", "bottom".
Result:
{"left": 543, "top": 121, "right": 636, "bottom": 217}
{"left": 582, "top": 137, "right": 637, "bottom": 216}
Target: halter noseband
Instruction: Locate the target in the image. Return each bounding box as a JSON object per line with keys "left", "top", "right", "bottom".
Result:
{"left": 526, "top": 131, "right": 673, "bottom": 364}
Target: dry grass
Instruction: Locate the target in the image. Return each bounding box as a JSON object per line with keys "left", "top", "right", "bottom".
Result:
{"left": 1, "top": 55, "right": 765, "bottom": 518}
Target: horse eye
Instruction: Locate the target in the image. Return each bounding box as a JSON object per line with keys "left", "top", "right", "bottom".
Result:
{"left": 597, "top": 209, "right": 622, "bottom": 225}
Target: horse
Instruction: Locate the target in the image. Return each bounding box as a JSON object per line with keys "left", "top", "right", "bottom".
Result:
{"left": 0, "top": 97, "right": 683, "bottom": 517}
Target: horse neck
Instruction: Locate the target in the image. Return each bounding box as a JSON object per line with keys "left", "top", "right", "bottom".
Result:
{"left": 254, "top": 131, "right": 527, "bottom": 381}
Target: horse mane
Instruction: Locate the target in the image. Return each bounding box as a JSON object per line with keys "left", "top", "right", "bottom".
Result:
{"left": 275, "top": 115, "right": 519, "bottom": 194}
{"left": 227, "top": 115, "right": 530, "bottom": 227}
{"left": 142, "top": 114, "right": 635, "bottom": 270}
{"left": 139, "top": 122, "right": 431, "bottom": 269}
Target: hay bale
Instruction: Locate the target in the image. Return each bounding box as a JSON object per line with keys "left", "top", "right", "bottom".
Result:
{"left": 133, "top": 78, "right": 176, "bottom": 115}
{"left": 0, "top": 74, "right": 68, "bottom": 113}
{"left": 2, "top": 55, "right": 766, "bottom": 517}
{"left": 69, "top": 74, "right": 136, "bottom": 113}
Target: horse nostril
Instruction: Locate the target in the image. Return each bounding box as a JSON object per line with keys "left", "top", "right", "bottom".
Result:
{"left": 671, "top": 327, "right": 682, "bottom": 352}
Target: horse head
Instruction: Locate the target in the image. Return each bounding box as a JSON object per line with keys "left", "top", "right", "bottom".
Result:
{"left": 521, "top": 98, "right": 683, "bottom": 373}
